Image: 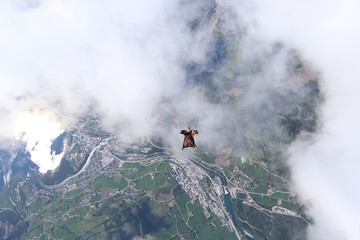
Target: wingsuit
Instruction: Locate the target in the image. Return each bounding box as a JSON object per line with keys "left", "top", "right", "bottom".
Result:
{"left": 180, "top": 128, "right": 198, "bottom": 150}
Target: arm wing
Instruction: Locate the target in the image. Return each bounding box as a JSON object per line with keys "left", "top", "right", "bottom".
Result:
{"left": 180, "top": 130, "right": 187, "bottom": 134}
{"left": 190, "top": 130, "right": 199, "bottom": 135}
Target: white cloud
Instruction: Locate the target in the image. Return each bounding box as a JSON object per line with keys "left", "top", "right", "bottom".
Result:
{"left": 239, "top": 0, "right": 360, "bottom": 239}
{"left": 0, "top": 0, "right": 209, "bottom": 139}
{"left": 14, "top": 111, "right": 64, "bottom": 173}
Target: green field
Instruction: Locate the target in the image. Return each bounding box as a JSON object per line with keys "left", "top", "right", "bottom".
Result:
{"left": 251, "top": 194, "right": 278, "bottom": 210}
{"left": 94, "top": 176, "right": 128, "bottom": 191}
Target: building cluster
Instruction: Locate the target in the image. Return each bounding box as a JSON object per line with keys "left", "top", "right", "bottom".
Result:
{"left": 229, "top": 166, "right": 252, "bottom": 189}
{"left": 170, "top": 162, "right": 234, "bottom": 231}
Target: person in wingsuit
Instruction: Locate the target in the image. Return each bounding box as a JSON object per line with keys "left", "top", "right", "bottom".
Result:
{"left": 180, "top": 127, "right": 198, "bottom": 150}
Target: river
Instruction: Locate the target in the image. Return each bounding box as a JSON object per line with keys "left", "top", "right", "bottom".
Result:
{"left": 189, "top": 157, "right": 261, "bottom": 240}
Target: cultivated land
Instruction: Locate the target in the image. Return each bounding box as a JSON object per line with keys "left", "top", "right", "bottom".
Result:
{"left": 0, "top": 118, "right": 310, "bottom": 239}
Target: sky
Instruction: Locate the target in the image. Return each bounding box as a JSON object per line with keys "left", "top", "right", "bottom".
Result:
{"left": 0, "top": 0, "right": 360, "bottom": 239}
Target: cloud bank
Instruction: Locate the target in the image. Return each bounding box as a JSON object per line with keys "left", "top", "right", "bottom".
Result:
{"left": 237, "top": 0, "right": 360, "bottom": 239}
{"left": 0, "top": 0, "right": 209, "bottom": 139}
{"left": 0, "top": 0, "right": 280, "bottom": 148}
